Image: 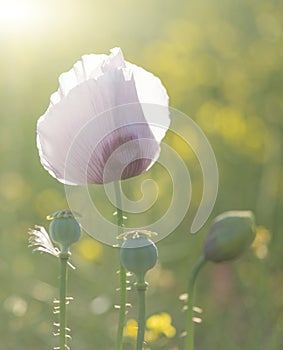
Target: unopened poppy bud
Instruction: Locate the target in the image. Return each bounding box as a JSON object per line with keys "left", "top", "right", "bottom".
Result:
{"left": 48, "top": 210, "right": 82, "bottom": 253}
{"left": 203, "top": 211, "right": 256, "bottom": 263}
{"left": 120, "top": 231, "right": 158, "bottom": 276}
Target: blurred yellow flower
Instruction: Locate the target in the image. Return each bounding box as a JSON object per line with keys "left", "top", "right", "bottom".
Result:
{"left": 0, "top": 172, "right": 31, "bottom": 204}
{"left": 34, "top": 188, "right": 67, "bottom": 218}
{"left": 146, "top": 312, "right": 176, "bottom": 340}
{"left": 252, "top": 226, "right": 271, "bottom": 260}
{"left": 76, "top": 237, "right": 103, "bottom": 262}
{"left": 124, "top": 319, "right": 138, "bottom": 338}
{"left": 124, "top": 312, "right": 176, "bottom": 343}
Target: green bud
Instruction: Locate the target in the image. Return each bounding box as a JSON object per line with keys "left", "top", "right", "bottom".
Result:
{"left": 203, "top": 211, "right": 256, "bottom": 263}
{"left": 120, "top": 232, "right": 158, "bottom": 276}
{"left": 48, "top": 210, "right": 82, "bottom": 253}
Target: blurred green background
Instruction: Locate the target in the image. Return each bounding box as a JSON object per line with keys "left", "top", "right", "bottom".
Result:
{"left": 0, "top": 0, "right": 282, "bottom": 349}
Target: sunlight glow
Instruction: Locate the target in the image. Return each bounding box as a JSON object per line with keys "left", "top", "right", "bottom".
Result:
{"left": 0, "top": 0, "right": 44, "bottom": 32}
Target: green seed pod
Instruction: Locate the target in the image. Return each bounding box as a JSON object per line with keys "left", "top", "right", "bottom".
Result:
{"left": 48, "top": 210, "right": 82, "bottom": 253}
{"left": 203, "top": 211, "right": 256, "bottom": 263}
{"left": 120, "top": 232, "right": 158, "bottom": 276}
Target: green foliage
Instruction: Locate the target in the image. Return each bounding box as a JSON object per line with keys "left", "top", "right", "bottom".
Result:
{"left": 0, "top": 0, "right": 282, "bottom": 349}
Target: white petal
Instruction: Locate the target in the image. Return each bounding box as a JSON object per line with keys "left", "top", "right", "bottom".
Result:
{"left": 38, "top": 68, "right": 159, "bottom": 184}
{"left": 51, "top": 53, "right": 108, "bottom": 105}
{"left": 37, "top": 48, "right": 170, "bottom": 185}
{"left": 126, "top": 62, "right": 170, "bottom": 142}
{"left": 102, "top": 47, "right": 126, "bottom": 72}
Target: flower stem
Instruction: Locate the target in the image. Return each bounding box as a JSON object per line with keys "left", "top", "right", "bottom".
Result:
{"left": 59, "top": 251, "right": 69, "bottom": 350}
{"left": 184, "top": 255, "right": 206, "bottom": 350}
{"left": 136, "top": 275, "right": 147, "bottom": 350}
{"left": 114, "top": 181, "right": 126, "bottom": 350}
{"left": 117, "top": 263, "right": 127, "bottom": 350}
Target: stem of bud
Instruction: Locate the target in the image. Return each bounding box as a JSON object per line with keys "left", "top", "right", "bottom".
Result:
{"left": 184, "top": 255, "right": 206, "bottom": 350}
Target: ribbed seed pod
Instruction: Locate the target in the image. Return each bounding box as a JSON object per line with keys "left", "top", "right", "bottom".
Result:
{"left": 48, "top": 210, "right": 82, "bottom": 253}
{"left": 120, "top": 232, "right": 158, "bottom": 276}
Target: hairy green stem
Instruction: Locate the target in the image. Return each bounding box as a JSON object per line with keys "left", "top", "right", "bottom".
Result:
{"left": 59, "top": 252, "right": 69, "bottom": 350}
{"left": 136, "top": 275, "right": 147, "bottom": 350}
{"left": 114, "top": 181, "right": 126, "bottom": 350}
{"left": 116, "top": 264, "right": 127, "bottom": 350}
{"left": 184, "top": 255, "right": 206, "bottom": 350}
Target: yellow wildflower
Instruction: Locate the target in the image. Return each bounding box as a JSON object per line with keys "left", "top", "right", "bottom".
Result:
{"left": 146, "top": 312, "right": 176, "bottom": 340}
{"left": 124, "top": 312, "right": 176, "bottom": 343}
{"left": 124, "top": 319, "right": 138, "bottom": 338}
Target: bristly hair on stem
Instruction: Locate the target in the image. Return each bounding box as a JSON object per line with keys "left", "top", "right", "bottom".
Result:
{"left": 114, "top": 181, "right": 128, "bottom": 350}
{"left": 184, "top": 255, "right": 206, "bottom": 350}
{"left": 28, "top": 212, "right": 82, "bottom": 350}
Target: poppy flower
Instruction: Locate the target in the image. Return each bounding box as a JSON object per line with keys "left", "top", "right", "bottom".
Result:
{"left": 37, "top": 48, "right": 169, "bottom": 185}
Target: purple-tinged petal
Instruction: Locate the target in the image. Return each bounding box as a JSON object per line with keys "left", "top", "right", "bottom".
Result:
{"left": 37, "top": 48, "right": 170, "bottom": 185}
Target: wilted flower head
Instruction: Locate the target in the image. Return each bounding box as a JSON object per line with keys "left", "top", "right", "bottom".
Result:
{"left": 28, "top": 225, "right": 76, "bottom": 268}
{"left": 28, "top": 211, "right": 81, "bottom": 267}
{"left": 28, "top": 225, "right": 60, "bottom": 257}
{"left": 37, "top": 48, "right": 169, "bottom": 185}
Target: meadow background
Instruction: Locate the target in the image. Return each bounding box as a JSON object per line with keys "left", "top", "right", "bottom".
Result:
{"left": 0, "top": 0, "right": 282, "bottom": 349}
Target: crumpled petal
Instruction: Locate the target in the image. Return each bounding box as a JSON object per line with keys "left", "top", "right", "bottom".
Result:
{"left": 28, "top": 225, "right": 59, "bottom": 256}
{"left": 28, "top": 225, "right": 75, "bottom": 269}
{"left": 37, "top": 48, "right": 169, "bottom": 185}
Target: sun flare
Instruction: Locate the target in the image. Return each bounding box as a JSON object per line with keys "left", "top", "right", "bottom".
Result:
{"left": 0, "top": 0, "right": 43, "bottom": 32}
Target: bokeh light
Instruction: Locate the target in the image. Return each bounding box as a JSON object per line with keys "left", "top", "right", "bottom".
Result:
{"left": 1, "top": 0, "right": 282, "bottom": 349}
